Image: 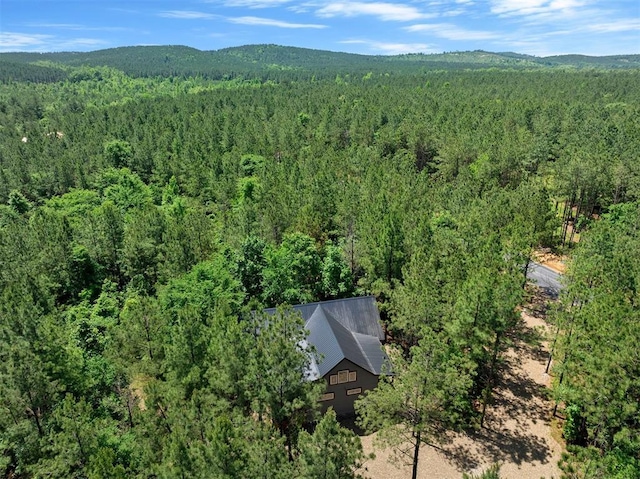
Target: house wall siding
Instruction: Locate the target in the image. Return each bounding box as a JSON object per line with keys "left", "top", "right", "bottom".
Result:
{"left": 319, "top": 359, "right": 378, "bottom": 416}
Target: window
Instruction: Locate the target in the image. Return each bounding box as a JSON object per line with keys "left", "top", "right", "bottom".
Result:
{"left": 333, "top": 370, "right": 357, "bottom": 384}
{"left": 320, "top": 392, "right": 335, "bottom": 401}
{"left": 346, "top": 388, "right": 362, "bottom": 396}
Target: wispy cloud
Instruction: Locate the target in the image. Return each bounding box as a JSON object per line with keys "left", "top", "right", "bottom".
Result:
{"left": 584, "top": 19, "right": 640, "bottom": 34}
{"left": 159, "top": 10, "right": 217, "bottom": 19}
{"left": 484, "top": 0, "right": 639, "bottom": 51}
{"left": 316, "top": 2, "right": 435, "bottom": 21}
{"left": 3, "top": 0, "right": 636, "bottom": 56}
{"left": 218, "top": 0, "right": 293, "bottom": 7}
{"left": 228, "top": 16, "right": 327, "bottom": 28}
{"left": 0, "top": 32, "right": 51, "bottom": 50}
{"left": 406, "top": 23, "right": 499, "bottom": 40}
{"left": 340, "top": 39, "right": 435, "bottom": 54}
{"left": 24, "top": 23, "right": 82, "bottom": 29}
{"left": 288, "top": 4, "right": 311, "bottom": 14}
{"left": 443, "top": 9, "right": 466, "bottom": 17}
{"left": 160, "top": 9, "right": 326, "bottom": 28}
{"left": 24, "top": 23, "right": 129, "bottom": 32}
{"left": 55, "top": 38, "right": 108, "bottom": 50}
{"left": 489, "top": 0, "right": 587, "bottom": 18}
{"left": 0, "top": 32, "right": 107, "bottom": 52}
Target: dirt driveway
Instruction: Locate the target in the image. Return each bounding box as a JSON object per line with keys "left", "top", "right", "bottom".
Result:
{"left": 359, "top": 302, "right": 563, "bottom": 479}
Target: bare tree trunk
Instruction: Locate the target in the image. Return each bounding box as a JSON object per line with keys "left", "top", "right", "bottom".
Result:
{"left": 553, "top": 300, "right": 582, "bottom": 416}
{"left": 412, "top": 429, "right": 421, "bottom": 479}
{"left": 545, "top": 326, "right": 559, "bottom": 374}
{"left": 561, "top": 195, "right": 573, "bottom": 247}
{"left": 26, "top": 390, "right": 44, "bottom": 437}
{"left": 569, "top": 191, "right": 584, "bottom": 244}
{"left": 522, "top": 257, "right": 531, "bottom": 289}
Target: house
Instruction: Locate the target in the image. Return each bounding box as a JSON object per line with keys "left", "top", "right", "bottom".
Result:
{"left": 266, "top": 296, "right": 389, "bottom": 416}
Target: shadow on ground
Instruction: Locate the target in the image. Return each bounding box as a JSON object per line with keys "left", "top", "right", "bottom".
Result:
{"left": 437, "top": 315, "right": 556, "bottom": 472}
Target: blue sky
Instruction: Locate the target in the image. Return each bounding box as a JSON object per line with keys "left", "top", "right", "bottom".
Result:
{"left": 1, "top": 0, "right": 638, "bottom": 56}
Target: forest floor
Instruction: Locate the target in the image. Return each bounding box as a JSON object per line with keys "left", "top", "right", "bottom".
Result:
{"left": 358, "top": 288, "right": 563, "bottom": 479}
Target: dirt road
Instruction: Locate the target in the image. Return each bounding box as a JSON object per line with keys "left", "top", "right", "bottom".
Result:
{"left": 359, "top": 307, "right": 562, "bottom": 479}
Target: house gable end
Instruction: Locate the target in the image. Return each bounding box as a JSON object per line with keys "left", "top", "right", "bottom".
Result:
{"left": 319, "top": 358, "right": 379, "bottom": 416}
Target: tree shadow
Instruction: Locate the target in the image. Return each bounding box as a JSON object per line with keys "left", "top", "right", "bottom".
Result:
{"left": 438, "top": 378, "right": 553, "bottom": 471}
{"left": 439, "top": 424, "right": 553, "bottom": 472}
{"left": 508, "top": 315, "right": 550, "bottom": 366}
{"left": 437, "top": 311, "right": 556, "bottom": 472}
{"left": 345, "top": 296, "right": 559, "bottom": 474}
{"left": 525, "top": 285, "right": 556, "bottom": 315}
{"left": 492, "top": 366, "right": 550, "bottom": 426}
{"left": 338, "top": 413, "right": 368, "bottom": 436}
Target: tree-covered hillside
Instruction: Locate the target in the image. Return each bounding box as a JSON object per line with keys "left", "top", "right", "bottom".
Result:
{"left": 0, "top": 49, "right": 639, "bottom": 478}
{"left": 2, "top": 44, "right": 639, "bottom": 83}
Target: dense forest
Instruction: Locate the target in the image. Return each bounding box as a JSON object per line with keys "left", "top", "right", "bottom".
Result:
{"left": 0, "top": 45, "right": 639, "bottom": 478}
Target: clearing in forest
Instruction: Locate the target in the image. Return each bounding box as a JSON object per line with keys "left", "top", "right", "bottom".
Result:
{"left": 359, "top": 291, "right": 563, "bottom": 479}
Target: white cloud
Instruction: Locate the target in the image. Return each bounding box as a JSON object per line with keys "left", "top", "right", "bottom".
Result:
{"left": 406, "top": 23, "right": 499, "bottom": 40}
{"left": 585, "top": 19, "right": 640, "bottom": 34}
{"left": 288, "top": 5, "right": 309, "bottom": 13}
{"left": 220, "top": 0, "right": 293, "bottom": 7}
{"left": 490, "top": 0, "right": 546, "bottom": 16}
{"left": 549, "top": 0, "right": 585, "bottom": 8}
{"left": 340, "top": 39, "right": 435, "bottom": 54}
{"left": 24, "top": 23, "right": 128, "bottom": 32}
{"left": 0, "top": 32, "right": 51, "bottom": 50}
{"left": 0, "top": 32, "right": 107, "bottom": 52}
{"left": 56, "top": 38, "right": 108, "bottom": 50}
{"left": 489, "top": 0, "right": 587, "bottom": 17}
{"left": 316, "top": 2, "right": 435, "bottom": 21}
{"left": 25, "top": 23, "right": 82, "bottom": 29}
{"left": 159, "top": 10, "right": 217, "bottom": 19}
{"left": 228, "top": 16, "right": 327, "bottom": 28}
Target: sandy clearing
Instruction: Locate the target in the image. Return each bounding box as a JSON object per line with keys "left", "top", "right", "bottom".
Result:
{"left": 533, "top": 250, "right": 567, "bottom": 274}
{"left": 358, "top": 308, "right": 562, "bottom": 479}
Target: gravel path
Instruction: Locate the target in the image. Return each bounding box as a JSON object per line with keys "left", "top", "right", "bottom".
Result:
{"left": 359, "top": 307, "right": 562, "bottom": 479}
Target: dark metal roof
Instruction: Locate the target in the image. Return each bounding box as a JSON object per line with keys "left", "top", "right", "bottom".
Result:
{"left": 279, "top": 296, "right": 384, "bottom": 340}
{"left": 306, "top": 306, "right": 348, "bottom": 376}
{"left": 307, "top": 306, "right": 375, "bottom": 376}
{"left": 265, "top": 296, "right": 388, "bottom": 378}
{"left": 352, "top": 332, "right": 389, "bottom": 375}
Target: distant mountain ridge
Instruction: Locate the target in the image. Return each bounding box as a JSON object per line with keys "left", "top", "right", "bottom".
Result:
{"left": 1, "top": 44, "right": 639, "bottom": 82}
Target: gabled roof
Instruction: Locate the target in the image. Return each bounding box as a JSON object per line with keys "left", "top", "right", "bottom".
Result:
{"left": 266, "top": 296, "right": 388, "bottom": 379}
{"left": 282, "top": 296, "right": 384, "bottom": 340}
